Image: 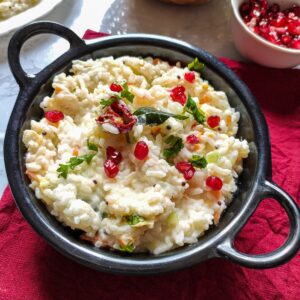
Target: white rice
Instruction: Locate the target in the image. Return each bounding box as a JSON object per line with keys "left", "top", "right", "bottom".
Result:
{"left": 0, "top": 0, "right": 40, "bottom": 19}
{"left": 23, "top": 56, "right": 249, "bottom": 254}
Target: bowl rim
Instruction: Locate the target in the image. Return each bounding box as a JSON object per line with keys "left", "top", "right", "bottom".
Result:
{"left": 5, "top": 31, "right": 272, "bottom": 274}
{"left": 230, "top": 0, "right": 300, "bottom": 54}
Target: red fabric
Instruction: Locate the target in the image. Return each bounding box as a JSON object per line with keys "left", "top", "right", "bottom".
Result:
{"left": 1, "top": 31, "right": 300, "bottom": 300}
{"left": 82, "top": 29, "right": 110, "bottom": 40}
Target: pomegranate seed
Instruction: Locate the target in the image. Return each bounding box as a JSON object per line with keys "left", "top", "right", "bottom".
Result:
{"left": 250, "top": 7, "right": 262, "bottom": 19}
{"left": 206, "top": 176, "right": 223, "bottom": 191}
{"left": 266, "top": 31, "right": 280, "bottom": 44}
{"left": 253, "top": 26, "right": 259, "bottom": 34}
{"left": 291, "top": 4, "right": 300, "bottom": 17}
{"left": 104, "top": 159, "right": 119, "bottom": 178}
{"left": 241, "top": 0, "right": 300, "bottom": 48}
{"left": 240, "top": 3, "right": 251, "bottom": 17}
{"left": 271, "top": 14, "right": 287, "bottom": 27}
{"left": 269, "top": 3, "right": 280, "bottom": 13}
{"left": 244, "top": 15, "right": 251, "bottom": 23}
{"left": 207, "top": 115, "right": 221, "bottom": 128}
{"left": 45, "top": 110, "right": 64, "bottom": 123}
{"left": 288, "top": 20, "right": 300, "bottom": 35}
{"left": 281, "top": 34, "right": 292, "bottom": 45}
{"left": 186, "top": 134, "right": 200, "bottom": 144}
{"left": 106, "top": 146, "right": 122, "bottom": 164}
{"left": 183, "top": 167, "right": 196, "bottom": 180}
{"left": 175, "top": 162, "right": 195, "bottom": 180}
{"left": 134, "top": 141, "right": 149, "bottom": 160}
{"left": 184, "top": 72, "right": 195, "bottom": 83}
{"left": 110, "top": 83, "right": 123, "bottom": 92}
{"left": 176, "top": 162, "right": 192, "bottom": 173}
{"left": 290, "top": 39, "right": 300, "bottom": 49}
{"left": 170, "top": 86, "right": 187, "bottom": 106}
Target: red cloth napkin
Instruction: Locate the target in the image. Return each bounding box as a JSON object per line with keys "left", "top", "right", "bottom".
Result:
{"left": 1, "top": 31, "right": 300, "bottom": 300}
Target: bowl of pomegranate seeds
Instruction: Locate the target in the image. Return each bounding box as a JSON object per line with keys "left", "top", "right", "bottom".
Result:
{"left": 5, "top": 22, "right": 300, "bottom": 274}
{"left": 231, "top": 0, "right": 300, "bottom": 68}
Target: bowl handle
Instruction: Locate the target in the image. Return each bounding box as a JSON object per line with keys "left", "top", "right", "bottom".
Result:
{"left": 8, "top": 21, "right": 85, "bottom": 88}
{"left": 217, "top": 180, "right": 300, "bottom": 268}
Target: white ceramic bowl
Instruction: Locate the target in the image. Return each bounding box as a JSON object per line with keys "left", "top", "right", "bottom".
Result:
{"left": 231, "top": 0, "right": 300, "bottom": 68}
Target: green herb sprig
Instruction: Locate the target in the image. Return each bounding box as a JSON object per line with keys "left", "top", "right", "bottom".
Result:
{"left": 126, "top": 214, "right": 145, "bottom": 226}
{"left": 183, "top": 94, "right": 206, "bottom": 124}
{"left": 57, "top": 153, "right": 96, "bottom": 179}
{"left": 100, "top": 96, "right": 119, "bottom": 108}
{"left": 57, "top": 139, "right": 98, "bottom": 179}
{"left": 119, "top": 243, "right": 135, "bottom": 253}
{"left": 87, "top": 139, "right": 98, "bottom": 151}
{"left": 163, "top": 135, "right": 184, "bottom": 161}
{"left": 188, "top": 155, "right": 207, "bottom": 169}
{"left": 188, "top": 57, "right": 205, "bottom": 72}
{"left": 121, "top": 82, "right": 134, "bottom": 103}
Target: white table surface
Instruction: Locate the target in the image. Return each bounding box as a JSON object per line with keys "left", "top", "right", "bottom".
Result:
{"left": 0, "top": 0, "right": 242, "bottom": 196}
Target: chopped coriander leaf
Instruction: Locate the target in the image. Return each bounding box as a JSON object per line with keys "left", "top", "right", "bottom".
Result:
{"left": 163, "top": 135, "right": 184, "bottom": 161}
{"left": 100, "top": 96, "right": 119, "bottom": 108}
{"left": 134, "top": 107, "right": 188, "bottom": 126}
{"left": 126, "top": 214, "right": 145, "bottom": 226}
{"left": 188, "top": 155, "right": 207, "bottom": 169}
{"left": 184, "top": 94, "right": 206, "bottom": 124}
{"left": 119, "top": 243, "right": 135, "bottom": 253}
{"left": 57, "top": 164, "right": 69, "bottom": 179}
{"left": 87, "top": 139, "right": 98, "bottom": 151}
{"left": 188, "top": 57, "right": 205, "bottom": 72}
{"left": 57, "top": 153, "right": 96, "bottom": 178}
{"left": 121, "top": 83, "right": 134, "bottom": 103}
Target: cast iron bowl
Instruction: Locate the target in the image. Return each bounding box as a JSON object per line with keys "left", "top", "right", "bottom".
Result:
{"left": 5, "top": 21, "right": 300, "bottom": 274}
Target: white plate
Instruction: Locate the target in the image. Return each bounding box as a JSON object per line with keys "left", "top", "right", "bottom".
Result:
{"left": 0, "top": 0, "right": 63, "bottom": 36}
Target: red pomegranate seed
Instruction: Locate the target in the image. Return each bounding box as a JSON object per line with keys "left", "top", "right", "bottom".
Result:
{"left": 290, "top": 39, "right": 300, "bottom": 49}
{"left": 45, "top": 110, "right": 64, "bottom": 123}
{"left": 207, "top": 115, "right": 221, "bottom": 128}
{"left": 175, "top": 162, "right": 195, "bottom": 180}
{"left": 186, "top": 134, "right": 200, "bottom": 144}
{"left": 250, "top": 6, "right": 262, "bottom": 19}
{"left": 266, "top": 31, "right": 280, "bottom": 44}
{"left": 106, "top": 146, "right": 122, "bottom": 164}
{"left": 104, "top": 159, "right": 119, "bottom": 178}
{"left": 244, "top": 15, "right": 251, "bottom": 23}
{"left": 292, "top": 4, "right": 300, "bottom": 17}
{"left": 183, "top": 167, "right": 196, "bottom": 180}
{"left": 269, "top": 3, "right": 280, "bottom": 13}
{"left": 271, "top": 13, "right": 287, "bottom": 27}
{"left": 206, "top": 176, "right": 223, "bottom": 191}
{"left": 241, "top": 1, "right": 300, "bottom": 49}
{"left": 288, "top": 20, "right": 300, "bottom": 35}
{"left": 281, "top": 34, "right": 292, "bottom": 45}
{"left": 110, "top": 83, "right": 123, "bottom": 92}
{"left": 170, "top": 86, "right": 187, "bottom": 106}
{"left": 134, "top": 141, "right": 149, "bottom": 160}
{"left": 184, "top": 72, "right": 195, "bottom": 83}
{"left": 240, "top": 3, "right": 250, "bottom": 17}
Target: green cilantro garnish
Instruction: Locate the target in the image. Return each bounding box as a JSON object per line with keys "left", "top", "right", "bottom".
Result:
{"left": 100, "top": 97, "right": 117, "bottom": 108}
{"left": 87, "top": 139, "right": 98, "bottom": 151}
{"left": 119, "top": 243, "right": 135, "bottom": 253}
{"left": 121, "top": 83, "right": 134, "bottom": 103}
{"left": 188, "top": 57, "right": 205, "bottom": 72}
{"left": 126, "top": 214, "right": 145, "bottom": 226}
{"left": 188, "top": 155, "right": 208, "bottom": 169}
{"left": 184, "top": 94, "right": 206, "bottom": 124}
{"left": 163, "top": 135, "right": 184, "bottom": 161}
{"left": 57, "top": 153, "right": 96, "bottom": 179}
